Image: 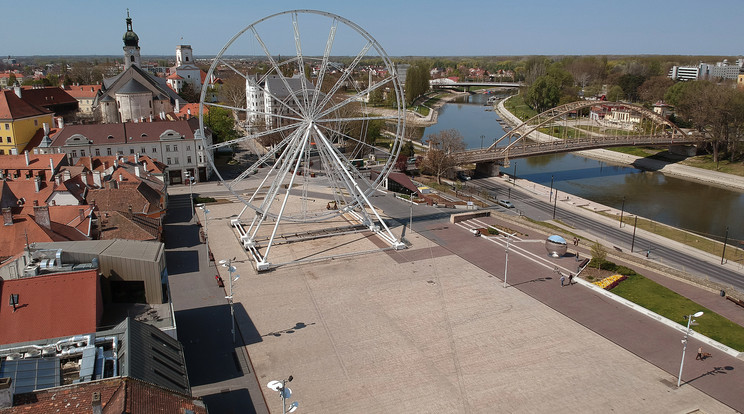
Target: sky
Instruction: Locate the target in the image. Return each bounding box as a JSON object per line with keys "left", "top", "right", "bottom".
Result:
{"left": 4, "top": 0, "right": 743, "bottom": 57}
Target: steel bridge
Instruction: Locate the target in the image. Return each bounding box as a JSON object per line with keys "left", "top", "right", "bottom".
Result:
{"left": 453, "top": 101, "right": 701, "bottom": 167}
{"left": 430, "top": 79, "right": 521, "bottom": 89}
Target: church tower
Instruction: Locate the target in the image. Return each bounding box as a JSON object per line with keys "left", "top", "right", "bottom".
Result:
{"left": 176, "top": 45, "right": 193, "bottom": 66}
{"left": 122, "top": 10, "right": 141, "bottom": 69}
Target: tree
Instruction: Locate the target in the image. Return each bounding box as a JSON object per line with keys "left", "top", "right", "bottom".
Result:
{"left": 219, "top": 75, "right": 247, "bottom": 122}
{"left": 638, "top": 76, "right": 674, "bottom": 103}
{"left": 525, "top": 75, "right": 561, "bottom": 112}
{"left": 404, "top": 62, "right": 430, "bottom": 106}
{"left": 395, "top": 153, "right": 408, "bottom": 173}
{"left": 617, "top": 73, "right": 646, "bottom": 101}
{"left": 368, "top": 87, "right": 384, "bottom": 106}
{"left": 590, "top": 241, "right": 607, "bottom": 270}
{"left": 420, "top": 129, "right": 465, "bottom": 184}
{"left": 178, "top": 83, "right": 200, "bottom": 103}
{"left": 205, "top": 106, "right": 238, "bottom": 144}
{"left": 400, "top": 140, "right": 415, "bottom": 158}
{"left": 607, "top": 85, "right": 624, "bottom": 102}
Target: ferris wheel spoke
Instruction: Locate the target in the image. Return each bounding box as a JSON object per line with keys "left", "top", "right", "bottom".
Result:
{"left": 320, "top": 115, "right": 399, "bottom": 123}
{"left": 250, "top": 26, "right": 308, "bottom": 117}
{"left": 291, "top": 12, "right": 312, "bottom": 111}
{"left": 314, "top": 122, "right": 393, "bottom": 158}
{"left": 312, "top": 42, "right": 372, "bottom": 115}
{"left": 211, "top": 121, "right": 301, "bottom": 150}
{"left": 316, "top": 76, "right": 394, "bottom": 119}
{"left": 246, "top": 72, "right": 306, "bottom": 121}
{"left": 310, "top": 18, "right": 338, "bottom": 112}
{"left": 229, "top": 131, "right": 297, "bottom": 187}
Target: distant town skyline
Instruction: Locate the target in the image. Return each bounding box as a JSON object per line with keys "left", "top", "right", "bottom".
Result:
{"left": 4, "top": 0, "right": 743, "bottom": 58}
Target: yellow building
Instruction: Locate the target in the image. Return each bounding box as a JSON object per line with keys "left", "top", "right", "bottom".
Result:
{"left": 0, "top": 86, "right": 54, "bottom": 155}
{"left": 738, "top": 74, "right": 744, "bottom": 90}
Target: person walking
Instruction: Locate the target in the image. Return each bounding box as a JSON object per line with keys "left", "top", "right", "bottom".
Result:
{"left": 560, "top": 274, "right": 566, "bottom": 287}
{"left": 568, "top": 273, "right": 574, "bottom": 285}
{"left": 696, "top": 346, "right": 703, "bottom": 360}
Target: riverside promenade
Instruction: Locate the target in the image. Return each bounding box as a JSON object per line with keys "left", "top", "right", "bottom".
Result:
{"left": 192, "top": 195, "right": 744, "bottom": 413}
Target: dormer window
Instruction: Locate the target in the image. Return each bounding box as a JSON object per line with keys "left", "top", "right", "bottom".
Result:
{"left": 141, "top": 133, "right": 147, "bottom": 138}
{"left": 107, "top": 135, "right": 114, "bottom": 139}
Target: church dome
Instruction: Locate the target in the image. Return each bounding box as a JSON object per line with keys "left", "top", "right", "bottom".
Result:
{"left": 123, "top": 15, "right": 139, "bottom": 47}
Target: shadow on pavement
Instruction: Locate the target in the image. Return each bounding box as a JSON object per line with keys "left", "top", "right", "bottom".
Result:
{"left": 202, "top": 388, "right": 257, "bottom": 414}
{"left": 164, "top": 223, "right": 202, "bottom": 248}
{"left": 166, "top": 250, "right": 200, "bottom": 275}
{"left": 176, "top": 303, "right": 246, "bottom": 386}
{"left": 234, "top": 303, "right": 264, "bottom": 346}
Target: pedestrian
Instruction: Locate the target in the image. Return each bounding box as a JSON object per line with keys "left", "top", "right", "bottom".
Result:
{"left": 696, "top": 346, "right": 703, "bottom": 360}
{"left": 575, "top": 252, "right": 580, "bottom": 262}
{"left": 560, "top": 274, "right": 566, "bottom": 287}
{"left": 569, "top": 273, "right": 574, "bottom": 285}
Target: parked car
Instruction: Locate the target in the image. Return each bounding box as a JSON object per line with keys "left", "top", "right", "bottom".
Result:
{"left": 457, "top": 171, "right": 471, "bottom": 181}
{"left": 498, "top": 199, "right": 514, "bottom": 208}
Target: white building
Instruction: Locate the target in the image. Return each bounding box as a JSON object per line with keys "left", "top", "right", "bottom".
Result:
{"left": 167, "top": 45, "right": 203, "bottom": 94}
{"left": 245, "top": 74, "right": 313, "bottom": 128}
{"left": 668, "top": 65, "right": 701, "bottom": 81}
{"left": 39, "top": 118, "right": 213, "bottom": 184}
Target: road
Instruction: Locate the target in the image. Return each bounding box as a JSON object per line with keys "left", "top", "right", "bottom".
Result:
{"left": 466, "top": 176, "right": 744, "bottom": 291}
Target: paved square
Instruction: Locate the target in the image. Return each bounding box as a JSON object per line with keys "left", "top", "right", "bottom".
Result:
{"left": 204, "top": 202, "right": 733, "bottom": 413}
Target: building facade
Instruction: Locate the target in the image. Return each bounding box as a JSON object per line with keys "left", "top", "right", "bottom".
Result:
{"left": 40, "top": 118, "right": 213, "bottom": 184}
{"left": 0, "top": 86, "right": 54, "bottom": 155}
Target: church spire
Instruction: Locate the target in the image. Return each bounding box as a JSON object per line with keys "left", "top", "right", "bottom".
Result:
{"left": 122, "top": 9, "right": 141, "bottom": 69}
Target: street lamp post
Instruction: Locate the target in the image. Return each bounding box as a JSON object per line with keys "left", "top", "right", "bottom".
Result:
{"left": 219, "top": 258, "right": 240, "bottom": 343}
{"left": 267, "top": 376, "right": 299, "bottom": 414}
{"left": 480, "top": 135, "right": 485, "bottom": 149}
{"left": 619, "top": 196, "right": 626, "bottom": 228}
{"left": 512, "top": 162, "right": 517, "bottom": 186}
{"left": 504, "top": 232, "right": 516, "bottom": 288}
{"left": 631, "top": 216, "right": 638, "bottom": 253}
{"left": 677, "top": 311, "right": 704, "bottom": 387}
{"left": 186, "top": 172, "right": 194, "bottom": 220}
{"left": 549, "top": 175, "right": 554, "bottom": 202}
{"left": 198, "top": 204, "right": 210, "bottom": 247}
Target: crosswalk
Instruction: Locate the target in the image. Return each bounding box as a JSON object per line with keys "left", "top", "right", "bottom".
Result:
{"left": 454, "top": 217, "right": 577, "bottom": 275}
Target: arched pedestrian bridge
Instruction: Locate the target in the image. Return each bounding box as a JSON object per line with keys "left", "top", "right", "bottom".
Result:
{"left": 452, "top": 101, "right": 702, "bottom": 171}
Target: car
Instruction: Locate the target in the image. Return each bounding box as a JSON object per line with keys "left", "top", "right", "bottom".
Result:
{"left": 457, "top": 171, "right": 471, "bottom": 181}
{"left": 498, "top": 199, "right": 514, "bottom": 208}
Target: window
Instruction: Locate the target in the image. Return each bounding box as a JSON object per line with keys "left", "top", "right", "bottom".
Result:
{"left": 0, "top": 150, "right": 4, "bottom": 155}
{"left": 141, "top": 147, "right": 146, "bottom": 153}
{"left": 71, "top": 150, "right": 77, "bottom": 158}
{"left": 81, "top": 150, "right": 85, "bottom": 156}
{"left": 174, "top": 157, "right": 179, "bottom": 165}
{"left": 95, "top": 148, "right": 100, "bottom": 156}
{"left": 34, "top": 120, "right": 38, "bottom": 126}
{"left": 173, "top": 144, "right": 178, "bottom": 151}
{"left": 166, "top": 158, "right": 171, "bottom": 165}
{"left": 106, "top": 148, "right": 112, "bottom": 156}
{"left": 130, "top": 148, "right": 135, "bottom": 154}
{"left": 4, "top": 123, "right": 8, "bottom": 130}
{"left": 165, "top": 145, "right": 170, "bottom": 152}
{"left": 6, "top": 137, "right": 10, "bottom": 143}
{"left": 152, "top": 147, "right": 157, "bottom": 153}
{"left": 186, "top": 145, "right": 191, "bottom": 151}
{"left": 199, "top": 155, "right": 203, "bottom": 163}
{"left": 187, "top": 156, "right": 192, "bottom": 164}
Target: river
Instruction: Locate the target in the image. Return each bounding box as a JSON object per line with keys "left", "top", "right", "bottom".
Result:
{"left": 422, "top": 93, "right": 744, "bottom": 244}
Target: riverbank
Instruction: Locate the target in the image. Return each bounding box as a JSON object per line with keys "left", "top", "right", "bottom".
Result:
{"left": 493, "top": 96, "right": 744, "bottom": 192}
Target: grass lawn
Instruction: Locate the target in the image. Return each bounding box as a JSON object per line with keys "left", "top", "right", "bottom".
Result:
{"left": 679, "top": 154, "right": 744, "bottom": 177}
{"left": 606, "top": 265, "right": 744, "bottom": 351}
{"left": 503, "top": 94, "right": 537, "bottom": 121}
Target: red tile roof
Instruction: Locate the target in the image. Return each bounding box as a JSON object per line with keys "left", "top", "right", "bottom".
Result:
{"left": 19, "top": 86, "right": 78, "bottom": 109}
{"left": 167, "top": 73, "right": 184, "bottom": 80}
{"left": 0, "top": 153, "right": 67, "bottom": 176}
{"left": 99, "top": 210, "right": 160, "bottom": 241}
{"left": 0, "top": 269, "right": 101, "bottom": 345}
{"left": 49, "top": 118, "right": 201, "bottom": 146}
{"left": 0, "top": 89, "right": 52, "bottom": 120}
{"left": 0, "top": 205, "right": 93, "bottom": 259}
{"left": 63, "top": 84, "right": 102, "bottom": 99}
{"left": 9, "top": 377, "right": 207, "bottom": 414}
{"left": 88, "top": 182, "right": 162, "bottom": 215}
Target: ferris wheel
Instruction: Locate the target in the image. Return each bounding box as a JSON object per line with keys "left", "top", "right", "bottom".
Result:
{"left": 198, "top": 10, "right": 406, "bottom": 270}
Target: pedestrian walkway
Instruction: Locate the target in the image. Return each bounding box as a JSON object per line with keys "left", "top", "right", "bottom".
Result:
{"left": 440, "top": 213, "right": 744, "bottom": 411}
{"left": 165, "top": 194, "right": 268, "bottom": 414}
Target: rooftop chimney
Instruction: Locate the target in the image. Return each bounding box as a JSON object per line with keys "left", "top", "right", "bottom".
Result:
{"left": 56, "top": 117, "right": 64, "bottom": 129}
{"left": 24, "top": 151, "right": 30, "bottom": 166}
{"left": 118, "top": 174, "right": 123, "bottom": 182}
{"left": 79, "top": 208, "right": 85, "bottom": 222}
{"left": 175, "top": 99, "right": 180, "bottom": 113}
{"left": 135, "top": 166, "right": 140, "bottom": 178}
{"left": 2, "top": 208, "right": 13, "bottom": 226}
{"left": 62, "top": 170, "right": 71, "bottom": 182}
{"left": 13, "top": 83, "right": 21, "bottom": 99}
{"left": 93, "top": 170, "right": 102, "bottom": 188}
{"left": 33, "top": 205, "right": 51, "bottom": 229}
{"left": 49, "top": 157, "right": 55, "bottom": 177}
{"left": 34, "top": 175, "right": 41, "bottom": 192}
{"left": 91, "top": 391, "right": 102, "bottom": 414}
